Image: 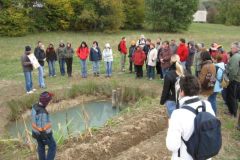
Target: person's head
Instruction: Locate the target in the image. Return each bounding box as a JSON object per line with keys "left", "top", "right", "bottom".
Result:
{"left": 212, "top": 53, "right": 222, "bottom": 63}
{"left": 157, "top": 37, "right": 161, "bottom": 43}
{"left": 122, "top": 37, "right": 126, "bottom": 41}
{"left": 49, "top": 43, "right": 53, "bottom": 48}
{"left": 179, "top": 38, "right": 185, "bottom": 45}
{"left": 150, "top": 42, "right": 155, "bottom": 49}
{"left": 195, "top": 45, "right": 199, "bottom": 50}
{"left": 67, "top": 42, "right": 71, "bottom": 48}
{"left": 227, "top": 51, "right": 233, "bottom": 60}
{"left": 39, "top": 44, "right": 44, "bottom": 50}
{"left": 179, "top": 75, "right": 201, "bottom": 97}
{"left": 171, "top": 54, "right": 183, "bottom": 76}
{"left": 38, "top": 41, "right": 42, "bottom": 47}
{"left": 137, "top": 45, "right": 142, "bottom": 50}
{"left": 131, "top": 41, "right": 136, "bottom": 46}
{"left": 59, "top": 40, "right": 64, "bottom": 47}
{"left": 217, "top": 47, "right": 224, "bottom": 54}
{"left": 93, "top": 41, "right": 98, "bottom": 46}
{"left": 201, "top": 51, "right": 212, "bottom": 61}
{"left": 163, "top": 41, "right": 169, "bottom": 48}
{"left": 201, "top": 47, "right": 207, "bottom": 53}
{"left": 105, "top": 43, "right": 110, "bottom": 49}
{"left": 25, "top": 46, "right": 31, "bottom": 54}
{"left": 171, "top": 39, "right": 175, "bottom": 45}
{"left": 39, "top": 91, "right": 54, "bottom": 106}
{"left": 81, "top": 41, "right": 87, "bottom": 48}
{"left": 146, "top": 39, "right": 151, "bottom": 45}
{"left": 231, "top": 41, "right": 240, "bottom": 54}
{"left": 140, "top": 35, "right": 145, "bottom": 40}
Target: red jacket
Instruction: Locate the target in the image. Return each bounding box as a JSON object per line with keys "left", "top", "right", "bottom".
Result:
{"left": 76, "top": 47, "right": 90, "bottom": 60}
{"left": 133, "top": 50, "right": 146, "bottom": 65}
{"left": 211, "top": 50, "right": 218, "bottom": 56}
{"left": 177, "top": 44, "right": 188, "bottom": 62}
{"left": 221, "top": 51, "right": 228, "bottom": 65}
{"left": 120, "top": 40, "right": 127, "bottom": 54}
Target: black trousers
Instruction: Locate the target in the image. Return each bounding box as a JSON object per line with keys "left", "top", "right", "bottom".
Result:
{"left": 226, "top": 80, "right": 240, "bottom": 117}
{"left": 186, "top": 65, "right": 192, "bottom": 75}
{"left": 65, "top": 58, "right": 73, "bottom": 75}
{"left": 129, "top": 61, "right": 136, "bottom": 73}
{"left": 135, "top": 65, "right": 143, "bottom": 78}
{"left": 156, "top": 61, "right": 163, "bottom": 78}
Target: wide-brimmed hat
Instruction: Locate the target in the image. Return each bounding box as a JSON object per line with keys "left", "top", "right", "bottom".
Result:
{"left": 211, "top": 43, "right": 218, "bottom": 51}
{"left": 140, "top": 35, "right": 145, "bottom": 39}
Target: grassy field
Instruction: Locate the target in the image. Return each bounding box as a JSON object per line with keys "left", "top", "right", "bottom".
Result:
{"left": 0, "top": 23, "right": 240, "bottom": 159}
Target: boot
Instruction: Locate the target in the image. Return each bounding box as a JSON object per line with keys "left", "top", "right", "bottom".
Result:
{"left": 93, "top": 73, "right": 96, "bottom": 77}
{"left": 97, "top": 73, "right": 99, "bottom": 77}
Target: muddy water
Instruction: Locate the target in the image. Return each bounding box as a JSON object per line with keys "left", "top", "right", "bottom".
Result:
{"left": 6, "top": 101, "right": 126, "bottom": 139}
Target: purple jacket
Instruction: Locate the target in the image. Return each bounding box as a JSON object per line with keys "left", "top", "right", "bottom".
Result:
{"left": 186, "top": 40, "right": 195, "bottom": 66}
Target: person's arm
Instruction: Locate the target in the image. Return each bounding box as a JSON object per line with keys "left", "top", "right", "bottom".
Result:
{"left": 89, "top": 48, "right": 93, "bottom": 61}
{"left": 160, "top": 74, "right": 171, "bottom": 105}
{"left": 166, "top": 111, "right": 182, "bottom": 152}
{"left": 35, "top": 50, "right": 44, "bottom": 62}
{"left": 71, "top": 48, "right": 74, "bottom": 56}
{"left": 98, "top": 47, "right": 102, "bottom": 60}
{"left": 54, "top": 50, "right": 57, "bottom": 61}
{"left": 163, "top": 49, "right": 174, "bottom": 61}
{"left": 46, "top": 50, "right": 49, "bottom": 62}
{"left": 40, "top": 113, "right": 48, "bottom": 140}
{"left": 136, "top": 40, "right": 139, "bottom": 47}
{"left": 21, "top": 56, "right": 32, "bottom": 66}
{"left": 142, "top": 51, "right": 146, "bottom": 61}
{"left": 199, "top": 65, "right": 207, "bottom": 84}
{"left": 228, "top": 57, "right": 240, "bottom": 80}
{"left": 189, "top": 47, "right": 195, "bottom": 55}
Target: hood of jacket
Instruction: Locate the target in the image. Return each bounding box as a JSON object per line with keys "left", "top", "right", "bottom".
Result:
{"left": 214, "top": 62, "right": 225, "bottom": 70}
{"left": 59, "top": 40, "right": 65, "bottom": 47}
{"left": 67, "top": 41, "right": 71, "bottom": 47}
{"left": 188, "top": 40, "right": 194, "bottom": 46}
{"left": 196, "top": 43, "right": 202, "bottom": 52}
{"left": 201, "top": 60, "right": 212, "bottom": 66}
{"left": 48, "top": 42, "right": 54, "bottom": 49}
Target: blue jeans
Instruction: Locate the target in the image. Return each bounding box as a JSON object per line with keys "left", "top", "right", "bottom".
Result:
{"left": 48, "top": 60, "right": 55, "bottom": 76}
{"left": 208, "top": 92, "right": 218, "bottom": 116}
{"left": 80, "top": 59, "right": 88, "bottom": 76}
{"left": 221, "top": 88, "right": 227, "bottom": 105}
{"left": 195, "top": 71, "right": 200, "bottom": 78}
{"left": 166, "top": 100, "right": 177, "bottom": 118}
{"left": 37, "top": 136, "right": 57, "bottom": 160}
{"left": 59, "top": 58, "right": 65, "bottom": 75}
{"left": 24, "top": 71, "right": 33, "bottom": 92}
{"left": 162, "top": 69, "right": 169, "bottom": 79}
{"left": 147, "top": 65, "right": 155, "bottom": 79}
{"left": 92, "top": 61, "right": 100, "bottom": 73}
{"left": 104, "top": 61, "right": 112, "bottom": 76}
{"left": 180, "top": 61, "right": 186, "bottom": 69}
{"left": 38, "top": 66, "right": 45, "bottom": 88}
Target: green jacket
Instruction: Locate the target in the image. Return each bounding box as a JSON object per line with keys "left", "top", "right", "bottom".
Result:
{"left": 226, "top": 51, "right": 240, "bottom": 82}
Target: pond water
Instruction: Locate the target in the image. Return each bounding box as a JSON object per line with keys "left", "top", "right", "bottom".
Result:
{"left": 6, "top": 101, "right": 126, "bottom": 139}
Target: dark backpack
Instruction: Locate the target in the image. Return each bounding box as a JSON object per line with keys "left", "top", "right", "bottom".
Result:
{"left": 179, "top": 101, "right": 222, "bottom": 160}
{"left": 118, "top": 42, "right": 121, "bottom": 51}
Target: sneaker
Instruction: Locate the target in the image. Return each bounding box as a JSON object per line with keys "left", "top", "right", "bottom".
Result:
{"left": 150, "top": 78, "right": 153, "bottom": 80}
{"left": 32, "top": 89, "right": 37, "bottom": 92}
{"left": 53, "top": 75, "right": 56, "bottom": 77}
{"left": 93, "top": 73, "right": 97, "bottom": 77}
{"left": 27, "top": 91, "right": 34, "bottom": 94}
{"left": 50, "top": 76, "right": 52, "bottom": 77}
{"left": 97, "top": 73, "right": 99, "bottom": 77}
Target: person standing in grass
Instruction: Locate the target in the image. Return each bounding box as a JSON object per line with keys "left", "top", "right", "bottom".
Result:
{"left": 21, "top": 46, "right": 37, "bottom": 94}
{"left": 170, "top": 39, "right": 178, "bottom": 54}
{"left": 146, "top": 42, "right": 158, "bottom": 80}
{"left": 46, "top": 43, "right": 57, "bottom": 77}
{"left": 159, "top": 41, "right": 174, "bottom": 79}
{"left": 156, "top": 37, "right": 163, "bottom": 76}
{"left": 194, "top": 43, "right": 202, "bottom": 78}
{"left": 119, "top": 37, "right": 127, "bottom": 71}
{"left": 207, "top": 54, "right": 224, "bottom": 116}
{"left": 143, "top": 39, "right": 151, "bottom": 70}
{"left": 56, "top": 40, "right": 66, "bottom": 76}
{"left": 34, "top": 41, "right": 42, "bottom": 57}
{"left": 160, "top": 54, "right": 184, "bottom": 118}
{"left": 177, "top": 38, "right": 188, "bottom": 69}
{"left": 89, "top": 41, "right": 102, "bottom": 77}
{"left": 103, "top": 43, "right": 113, "bottom": 77}
{"left": 133, "top": 46, "right": 146, "bottom": 79}
{"left": 64, "top": 41, "right": 74, "bottom": 77}
{"left": 136, "top": 34, "right": 146, "bottom": 48}
{"left": 36, "top": 44, "right": 46, "bottom": 88}
{"left": 31, "top": 91, "right": 57, "bottom": 160}
{"left": 186, "top": 40, "right": 195, "bottom": 75}
{"left": 128, "top": 41, "right": 136, "bottom": 73}
{"left": 76, "top": 41, "right": 90, "bottom": 78}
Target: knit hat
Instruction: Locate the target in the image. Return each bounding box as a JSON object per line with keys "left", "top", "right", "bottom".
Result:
{"left": 39, "top": 91, "right": 54, "bottom": 106}
{"left": 105, "top": 43, "right": 110, "bottom": 48}
{"left": 25, "top": 46, "right": 31, "bottom": 51}
{"left": 141, "top": 35, "right": 145, "bottom": 39}
{"left": 131, "top": 41, "right": 136, "bottom": 45}
{"left": 211, "top": 43, "right": 218, "bottom": 51}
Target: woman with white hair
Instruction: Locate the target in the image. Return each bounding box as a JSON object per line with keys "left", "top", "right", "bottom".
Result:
{"left": 103, "top": 43, "right": 113, "bottom": 77}
{"left": 160, "top": 54, "right": 184, "bottom": 118}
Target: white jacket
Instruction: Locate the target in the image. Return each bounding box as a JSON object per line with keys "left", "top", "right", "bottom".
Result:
{"left": 147, "top": 48, "right": 158, "bottom": 66}
{"left": 166, "top": 96, "right": 215, "bottom": 160}
{"left": 103, "top": 48, "right": 113, "bottom": 62}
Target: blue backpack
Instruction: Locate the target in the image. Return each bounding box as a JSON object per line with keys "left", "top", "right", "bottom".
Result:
{"left": 179, "top": 101, "right": 222, "bottom": 160}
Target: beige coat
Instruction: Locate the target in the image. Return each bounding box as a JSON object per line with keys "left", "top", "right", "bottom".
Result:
{"left": 147, "top": 48, "right": 158, "bottom": 66}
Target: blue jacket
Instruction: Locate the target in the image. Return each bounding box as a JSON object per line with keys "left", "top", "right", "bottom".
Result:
{"left": 31, "top": 103, "right": 52, "bottom": 140}
{"left": 89, "top": 46, "right": 102, "bottom": 61}
{"left": 214, "top": 62, "right": 225, "bottom": 92}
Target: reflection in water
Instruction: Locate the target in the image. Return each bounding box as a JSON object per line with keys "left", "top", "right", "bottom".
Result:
{"left": 6, "top": 101, "right": 126, "bottom": 139}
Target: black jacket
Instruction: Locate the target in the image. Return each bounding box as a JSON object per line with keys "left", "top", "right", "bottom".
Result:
{"left": 142, "top": 45, "right": 150, "bottom": 58}
{"left": 160, "top": 63, "right": 178, "bottom": 105}
{"left": 36, "top": 49, "right": 46, "bottom": 66}
{"left": 46, "top": 48, "right": 57, "bottom": 61}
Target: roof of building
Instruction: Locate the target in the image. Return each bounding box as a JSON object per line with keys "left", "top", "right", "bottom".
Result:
{"left": 198, "top": 2, "right": 207, "bottom": 11}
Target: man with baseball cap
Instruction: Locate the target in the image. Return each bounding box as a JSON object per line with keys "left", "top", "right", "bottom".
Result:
{"left": 31, "top": 91, "right": 57, "bottom": 160}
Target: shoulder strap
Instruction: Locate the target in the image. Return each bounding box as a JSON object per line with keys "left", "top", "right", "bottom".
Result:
{"left": 181, "top": 106, "right": 197, "bottom": 115}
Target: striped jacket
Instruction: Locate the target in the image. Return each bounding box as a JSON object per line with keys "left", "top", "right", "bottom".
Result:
{"left": 31, "top": 103, "right": 52, "bottom": 140}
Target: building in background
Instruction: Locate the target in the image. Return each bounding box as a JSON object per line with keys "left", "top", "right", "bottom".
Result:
{"left": 193, "top": 3, "right": 207, "bottom": 23}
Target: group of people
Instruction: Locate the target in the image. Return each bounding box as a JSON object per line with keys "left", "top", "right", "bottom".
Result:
{"left": 21, "top": 40, "right": 114, "bottom": 93}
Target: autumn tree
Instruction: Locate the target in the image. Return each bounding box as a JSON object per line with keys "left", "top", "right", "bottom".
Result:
{"left": 207, "top": 6, "right": 217, "bottom": 23}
